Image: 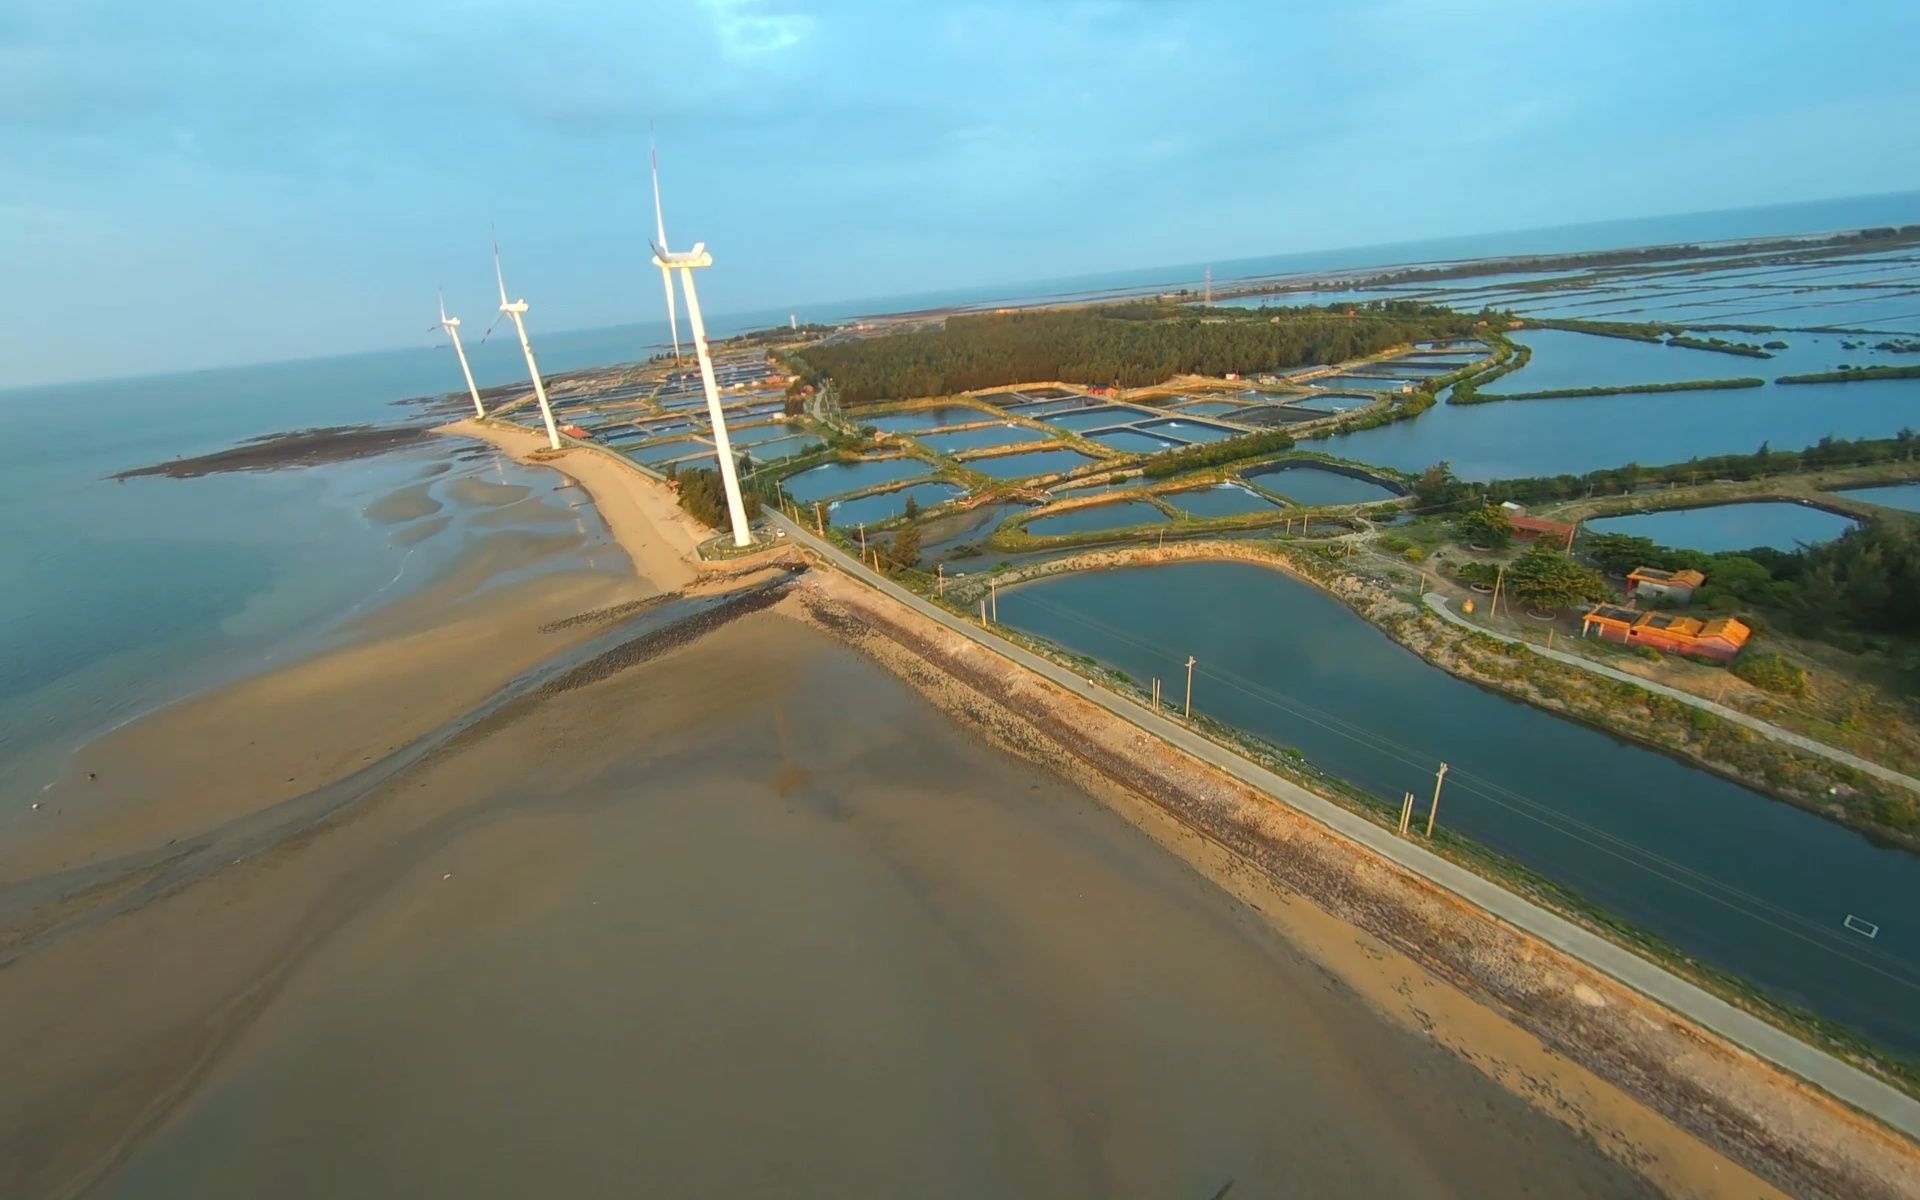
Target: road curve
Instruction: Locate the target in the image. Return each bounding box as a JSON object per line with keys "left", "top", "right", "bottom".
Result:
{"left": 771, "top": 510, "right": 1920, "bottom": 1141}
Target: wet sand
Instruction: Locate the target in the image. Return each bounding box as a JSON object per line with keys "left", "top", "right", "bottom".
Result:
{"left": 48, "top": 611, "right": 1652, "bottom": 1199}
{"left": 0, "top": 418, "right": 1817, "bottom": 1197}
{"left": 111, "top": 424, "right": 435, "bottom": 479}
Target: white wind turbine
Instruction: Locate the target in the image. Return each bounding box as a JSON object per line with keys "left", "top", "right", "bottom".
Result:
{"left": 650, "top": 146, "right": 753, "bottom": 548}
{"left": 432, "top": 289, "right": 486, "bottom": 418}
{"left": 486, "top": 236, "right": 563, "bottom": 451}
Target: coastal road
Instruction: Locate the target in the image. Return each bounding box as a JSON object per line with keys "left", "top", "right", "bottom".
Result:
{"left": 1423, "top": 592, "right": 1920, "bottom": 797}
{"left": 769, "top": 510, "right": 1920, "bottom": 1141}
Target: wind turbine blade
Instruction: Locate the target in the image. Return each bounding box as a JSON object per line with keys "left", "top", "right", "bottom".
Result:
{"left": 492, "top": 229, "right": 509, "bottom": 305}
{"left": 650, "top": 124, "right": 669, "bottom": 249}
{"left": 438, "top": 286, "right": 449, "bottom": 325}
{"left": 480, "top": 313, "right": 505, "bottom": 345}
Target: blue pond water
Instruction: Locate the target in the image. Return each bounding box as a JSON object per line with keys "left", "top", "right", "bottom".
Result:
{"left": 919, "top": 425, "right": 1048, "bottom": 454}
{"left": 781, "top": 458, "right": 931, "bottom": 504}
{"left": 1584, "top": 502, "right": 1859, "bottom": 553}
{"left": 1834, "top": 482, "right": 1920, "bottom": 513}
{"left": 1087, "top": 429, "right": 1184, "bottom": 455}
{"left": 999, "top": 561, "right": 1920, "bottom": 1055}
{"left": 1139, "top": 418, "right": 1238, "bottom": 444}
{"left": 1175, "top": 401, "right": 1249, "bottom": 418}
{"left": 1048, "top": 406, "right": 1153, "bottom": 432}
{"left": 865, "top": 407, "right": 990, "bottom": 434}
{"left": 1245, "top": 464, "right": 1400, "bottom": 506}
{"left": 1165, "top": 484, "right": 1282, "bottom": 518}
{"left": 967, "top": 448, "right": 1100, "bottom": 480}
{"left": 739, "top": 435, "right": 820, "bottom": 462}
{"left": 1026, "top": 500, "right": 1170, "bottom": 537}
{"left": 827, "top": 481, "right": 967, "bottom": 527}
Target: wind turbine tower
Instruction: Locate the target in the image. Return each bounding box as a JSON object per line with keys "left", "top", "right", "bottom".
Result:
{"left": 650, "top": 132, "right": 684, "bottom": 362}
{"left": 650, "top": 148, "right": 753, "bottom": 548}
{"left": 434, "top": 289, "right": 486, "bottom": 418}
{"left": 491, "top": 239, "right": 563, "bottom": 451}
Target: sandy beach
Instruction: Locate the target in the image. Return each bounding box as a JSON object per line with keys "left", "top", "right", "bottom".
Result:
{"left": 1, "top": 418, "right": 1905, "bottom": 1198}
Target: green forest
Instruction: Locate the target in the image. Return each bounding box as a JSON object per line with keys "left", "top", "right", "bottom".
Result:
{"left": 787, "top": 302, "right": 1486, "bottom": 405}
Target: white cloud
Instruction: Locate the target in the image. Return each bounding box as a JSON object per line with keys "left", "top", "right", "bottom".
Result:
{"left": 698, "top": 0, "right": 815, "bottom": 62}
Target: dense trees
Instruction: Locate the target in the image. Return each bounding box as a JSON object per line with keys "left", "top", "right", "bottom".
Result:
{"left": 1504, "top": 544, "right": 1608, "bottom": 611}
{"left": 675, "top": 468, "right": 761, "bottom": 530}
{"left": 1454, "top": 504, "right": 1513, "bottom": 547}
{"left": 787, "top": 303, "right": 1484, "bottom": 405}
{"left": 1139, "top": 429, "right": 1296, "bottom": 478}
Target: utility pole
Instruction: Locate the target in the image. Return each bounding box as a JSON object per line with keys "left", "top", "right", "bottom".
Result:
{"left": 1491, "top": 564, "right": 1506, "bottom": 619}
{"left": 1152, "top": 678, "right": 1161, "bottom": 712}
{"left": 1184, "top": 655, "right": 1197, "bottom": 719}
{"left": 1398, "top": 791, "right": 1415, "bottom": 836}
{"left": 1425, "top": 762, "right": 1450, "bottom": 838}
{"left": 858, "top": 523, "right": 866, "bottom": 557}
{"left": 815, "top": 503, "right": 824, "bottom": 536}
{"left": 937, "top": 563, "right": 945, "bottom": 597}
{"left": 990, "top": 576, "right": 999, "bottom": 622}
{"left": 980, "top": 599, "right": 989, "bottom": 624}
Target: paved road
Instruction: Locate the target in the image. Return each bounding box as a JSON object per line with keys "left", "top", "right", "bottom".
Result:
{"left": 1423, "top": 592, "right": 1920, "bottom": 796}
{"left": 770, "top": 510, "right": 1920, "bottom": 1141}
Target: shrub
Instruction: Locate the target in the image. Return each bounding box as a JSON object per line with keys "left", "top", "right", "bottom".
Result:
{"left": 1732, "top": 652, "right": 1807, "bottom": 697}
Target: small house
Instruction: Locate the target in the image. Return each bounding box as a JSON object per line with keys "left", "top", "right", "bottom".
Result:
{"left": 1508, "top": 514, "right": 1577, "bottom": 550}
{"left": 1580, "top": 605, "right": 1751, "bottom": 662}
{"left": 1627, "top": 566, "right": 1706, "bottom": 604}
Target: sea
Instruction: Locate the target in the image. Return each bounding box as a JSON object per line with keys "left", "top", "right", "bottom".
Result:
{"left": 3, "top": 190, "right": 1917, "bottom": 817}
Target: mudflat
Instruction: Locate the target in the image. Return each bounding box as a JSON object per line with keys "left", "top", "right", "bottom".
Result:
{"left": 15, "top": 608, "right": 1655, "bottom": 1199}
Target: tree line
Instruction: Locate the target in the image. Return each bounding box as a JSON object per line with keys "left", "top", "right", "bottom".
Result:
{"left": 786, "top": 303, "right": 1487, "bottom": 405}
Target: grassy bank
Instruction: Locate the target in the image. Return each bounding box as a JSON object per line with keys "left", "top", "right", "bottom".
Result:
{"left": 1459, "top": 377, "right": 1767, "bottom": 404}
{"left": 1777, "top": 365, "right": 1920, "bottom": 385}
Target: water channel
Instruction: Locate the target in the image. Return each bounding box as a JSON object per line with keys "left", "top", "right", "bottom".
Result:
{"left": 998, "top": 560, "right": 1920, "bottom": 1055}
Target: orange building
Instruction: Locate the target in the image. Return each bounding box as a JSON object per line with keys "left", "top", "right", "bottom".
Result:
{"left": 1509, "top": 514, "right": 1577, "bottom": 549}
{"left": 1580, "top": 604, "right": 1752, "bottom": 662}
{"left": 1627, "top": 566, "right": 1706, "bottom": 604}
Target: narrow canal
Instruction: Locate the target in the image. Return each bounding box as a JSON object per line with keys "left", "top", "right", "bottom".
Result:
{"left": 998, "top": 560, "right": 1920, "bottom": 1056}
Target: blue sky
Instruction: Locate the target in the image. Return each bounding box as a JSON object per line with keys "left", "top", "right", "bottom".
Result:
{"left": 6, "top": 0, "right": 1920, "bottom": 386}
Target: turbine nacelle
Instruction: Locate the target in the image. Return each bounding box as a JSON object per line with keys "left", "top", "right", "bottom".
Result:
{"left": 499, "top": 299, "right": 530, "bottom": 315}
{"left": 651, "top": 240, "right": 711, "bottom": 270}
{"left": 441, "top": 314, "right": 462, "bottom": 329}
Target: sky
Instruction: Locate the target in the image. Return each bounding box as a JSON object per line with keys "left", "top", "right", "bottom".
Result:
{"left": 6, "top": 0, "right": 1920, "bottom": 387}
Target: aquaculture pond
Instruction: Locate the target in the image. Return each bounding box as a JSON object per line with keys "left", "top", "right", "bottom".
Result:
{"left": 628, "top": 437, "right": 706, "bottom": 466}
{"left": 966, "top": 448, "right": 1100, "bottom": 480}
{"left": 827, "top": 481, "right": 967, "bottom": 527}
{"left": 997, "top": 561, "right": 1920, "bottom": 1056}
{"left": 1086, "top": 429, "right": 1184, "bottom": 455}
{"left": 1025, "top": 500, "right": 1170, "bottom": 537}
{"left": 1245, "top": 464, "right": 1400, "bottom": 507}
{"left": 1498, "top": 329, "right": 1763, "bottom": 392}
{"left": 1139, "top": 418, "right": 1239, "bottom": 444}
{"left": 1834, "top": 482, "right": 1920, "bottom": 513}
{"left": 1165, "top": 484, "right": 1283, "bottom": 519}
{"left": 865, "top": 407, "right": 992, "bottom": 434}
{"left": 781, "top": 458, "right": 931, "bottom": 505}
{"left": 1314, "top": 375, "right": 1920, "bottom": 480}
{"left": 1583, "top": 502, "right": 1859, "bottom": 553}
{"left": 919, "top": 425, "right": 1049, "bottom": 454}
{"left": 727, "top": 423, "right": 802, "bottom": 446}
{"left": 1312, "top": 376, "right": 1414, "bottom": 393}
{"left": 1047, "top": 406, "right": 1153, "bottom": 432}
{"left": 739, "top": 435, "right": 820, "bottom": 462}
{"left": 1174, "top": 401, "right": 1249, "bottom": 418}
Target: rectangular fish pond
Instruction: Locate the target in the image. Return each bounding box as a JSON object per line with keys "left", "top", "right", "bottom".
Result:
{"left": 1165, "top": 483, "right": 1284, "bottom": 519}
{"left": 965, "top": 448, "right": 1101, "bottom": 480}
{"left": 1025, "top": 499, "right": 1170, "bottom": 537}
{"left": 919, "top": 425, "right": 1050, "bottom": 454}
{"left": 1833, "top": 482, "right": 1920, "bottom": 513}
{"left": 781, "top": 457, "right": 933, "bottom": 504}
{"left": 1046, "top": 406, "right": 1155, "bottom": 432}
{"left": 1174, "top": 401, "right": 1250, "bottom": 418}
{"left": 628, "top": 437, "right": 707, "bottom": 466}
{"left": 1243, "top": 463, "right": 1401, "bottom": 507}
{"left": 865, "top": 407, "right": 992, "bottom": 434}
{"left": 1137, "top": 418, "right": 1240, "bottom": 444}
{"left": 1086, "top": 428, "right": 1186, "bottom": 455}
{"left": 827, "top": 481, "right": 968, "bottom": 527}
{"left": 738, "top": 435, "right": 821, "bottom": 462}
